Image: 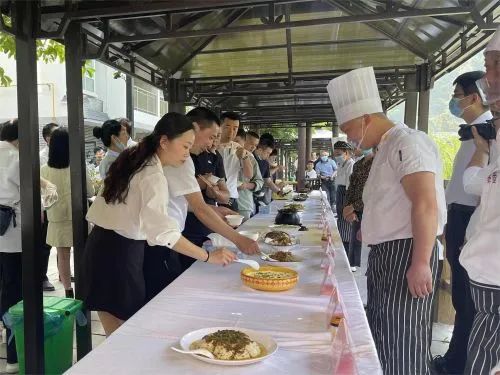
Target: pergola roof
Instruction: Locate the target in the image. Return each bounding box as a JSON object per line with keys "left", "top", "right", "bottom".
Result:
{"left": 4, "top": 0, "right": 500, "bottom": 125}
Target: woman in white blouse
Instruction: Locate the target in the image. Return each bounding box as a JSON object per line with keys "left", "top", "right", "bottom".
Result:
{"left": 82, "top": 112, "right": 236, "bottom": 336}
{"left": 332, "top": 141, "right": 355, "bottom": 251}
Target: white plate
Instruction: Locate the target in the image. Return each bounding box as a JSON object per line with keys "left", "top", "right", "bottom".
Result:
{"left": 268, "top": 224, "right": 301, "bottom": 236}
{"left": 178, "top": 327, "right": 278, "bottom": 366}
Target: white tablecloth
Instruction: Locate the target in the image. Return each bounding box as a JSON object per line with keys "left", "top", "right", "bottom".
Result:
{"left": 67, "top": 192, "right": 381, "bottom": 375}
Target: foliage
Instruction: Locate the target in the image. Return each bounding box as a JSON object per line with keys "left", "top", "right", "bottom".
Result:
{"left": 257, "top": 127, "right": 298, "bottom": 142}
{"left": 430, "top": 133, "right": 461, "bottom": 181}
{"left": 0, "top": 25, "right": 95, "bottom": 86}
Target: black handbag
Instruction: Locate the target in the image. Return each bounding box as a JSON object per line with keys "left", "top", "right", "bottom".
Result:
{"left": 0, "top": 204, "right": 16, "bottom": 236}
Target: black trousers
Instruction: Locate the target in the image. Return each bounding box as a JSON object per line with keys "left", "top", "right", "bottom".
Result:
{"left": 321, "top": 179, "right": 336, "bottom": 208}
{"left": 41, "top": 211, "right": 51, "bottom": 281}
{"left": 0, "top": 252, "right": 22, "bottom": 364}
{"left": 444, "top": 203, "right": 476, "bottom": 372}
{"left": 348, "top": 212, "right": 362, "bottom": 267}
{"left": 181, "top": 212, "right": 212, "bottom": 272}
{"left": 143, "top": 245, "right": 182, "bottom": 304}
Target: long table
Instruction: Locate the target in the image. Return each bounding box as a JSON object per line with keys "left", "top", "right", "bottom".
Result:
{"left": 67, "top": 192, "right": 381, "bottom": 374}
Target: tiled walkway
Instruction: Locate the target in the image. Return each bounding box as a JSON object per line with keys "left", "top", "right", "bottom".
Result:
{"left": 0, "top": 247, "right": 453, "bottom": 373}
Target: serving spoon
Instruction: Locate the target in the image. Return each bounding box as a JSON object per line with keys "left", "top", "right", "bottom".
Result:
{"left": 233, "top": 259, "right": 260, "bottom": 270}
{"left": 170, "top": 347, "right": 215, "bottom": 359}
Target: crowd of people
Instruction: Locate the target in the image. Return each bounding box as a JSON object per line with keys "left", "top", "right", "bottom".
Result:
{"left": 1, "top": 23, "right": 499, "bottom": 375}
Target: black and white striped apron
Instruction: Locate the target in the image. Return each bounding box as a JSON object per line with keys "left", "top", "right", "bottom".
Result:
{"left": 464, "top": 280, "right": 500, "bottom": 375}
{"left": 335, "top": 185, "right": 351, "bottom": 245}
{"left": 366, "top": 238, "right": 439, "bottom": 375}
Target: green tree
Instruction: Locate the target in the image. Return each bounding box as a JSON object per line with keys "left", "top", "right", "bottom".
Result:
{"left": 430, "top": 133, "right": 461, "bottom": 180}
{"left": 0, "top": 24, "right": 94, "bottom": 86}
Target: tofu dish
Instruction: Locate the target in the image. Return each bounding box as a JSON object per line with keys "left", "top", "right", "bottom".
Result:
{"left": 190, "top": 330, "right": 263, "bottom": 360}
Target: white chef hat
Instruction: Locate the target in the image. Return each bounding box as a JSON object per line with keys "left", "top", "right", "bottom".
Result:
{"left": 485, "top": 25, "right": 500, "bottom": 52}
{"left": 326, "top": 67, "right": 383, "bottom": 125}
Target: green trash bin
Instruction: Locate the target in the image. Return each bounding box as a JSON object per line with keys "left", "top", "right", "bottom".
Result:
{"left": 7, "top": 296, "right": 84, "bottom": 375}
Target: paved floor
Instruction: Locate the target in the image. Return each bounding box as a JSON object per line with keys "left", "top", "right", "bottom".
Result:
{"left": 0, "top": 246, "right": 454, "bottom": 373}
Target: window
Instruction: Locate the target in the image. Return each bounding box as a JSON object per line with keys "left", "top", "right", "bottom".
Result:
{"left": 133, "top": 80, "right": 158, "bottom": 115}
{"left": 160, "top": 98, "right": 168, "bottom": 115}
{"left": 82, "top": 60, "right": 96, "bottom": 93}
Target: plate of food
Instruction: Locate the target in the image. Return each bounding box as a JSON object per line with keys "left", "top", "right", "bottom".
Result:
{"left": 178, "top": 327, "right": 278, "bottom": 366}
{"left": 292, "top": 193, "right": 309, "bottom": 202}
{"left": 241, "top": 265, "right": 298, "bottom": 291}
{"left": 263, "top": 251, "right": 302, "bottom": 267}
{"left": 283, "top": 202, "right": 305, "bottom": 212}
{"left": 263, "top": 231, "right": 297, "bottom": 251}
{"left": 268, "top": 224, "right": 301, "bottom": 236}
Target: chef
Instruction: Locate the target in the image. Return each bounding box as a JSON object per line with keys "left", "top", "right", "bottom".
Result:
{"left": 327, "top": 66, "right": 447, "bottom": 375}
{"left": 458, "top": 27, "right": 500, "bottom": 375}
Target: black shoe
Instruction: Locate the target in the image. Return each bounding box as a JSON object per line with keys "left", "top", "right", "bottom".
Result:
{"left": 42, "top": 280, "right": 56, "bottom": 292}
{"left": 65, "top": 288, "right": 74, "bottom": 298}
{"left": 431, "top": 355, "right": 457, "bottom": 375}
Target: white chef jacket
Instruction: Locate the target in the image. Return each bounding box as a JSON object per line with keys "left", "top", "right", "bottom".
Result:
{"left": 86, "top": 155, "right": 181, "bottom": 248}
{"left": 164, "top": 157, "right": 201, "bottom": 232}
{"left": 460, "top": 130, "right": 500, "bottom": 286}
{"left": 464, "top": 138, "right": 498, "bottom": 241}
{"left": 445, "top": 111, "right": 492, "bottom": 207}
{"left": 336, "top": 158, "right": 355, "bottom": 188}
{"left": 362, "top": 123, "right": 447, "bottom": 245}
{"left": 0, "top": 141, "right": 22, "bottom": 253}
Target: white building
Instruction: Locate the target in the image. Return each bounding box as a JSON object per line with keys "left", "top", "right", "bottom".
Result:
{"left": 0, "top": 57, "right": 168, "bottom": 161}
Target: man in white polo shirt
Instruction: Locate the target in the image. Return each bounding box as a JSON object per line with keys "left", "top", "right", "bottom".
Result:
{"left": 218, "top": 112, "right": 254, "bottom": 210}
{"left": 327, "top": 67, "right": 446, "bottom": 375}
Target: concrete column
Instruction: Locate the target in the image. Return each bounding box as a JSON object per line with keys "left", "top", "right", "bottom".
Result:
{"left": 332, "top": 123, "right": 339, "bottom": 138}
{"left": 418, "top": 89, "right": 430, "bottom": 133}
{"left": 306, "top": 124, "right": 312, "bottom": 162}
{"left": 297, "top": 123, "right": 307, "bottom": 191}
{"left": 404, "top": 92, "right": 418, "bottom": 129}
{"left": 168, "top": 79, "right": 185, "bottom": 114}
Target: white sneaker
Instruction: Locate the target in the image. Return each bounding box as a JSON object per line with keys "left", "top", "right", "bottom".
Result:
{"left": 2, "top": 328, "right": 6, "bottom": 344}
{"left": 5, "top": 362, "right": 19, "bottom": 374}
{"left": 350, "top": 267, "right": 357, "bottom": 272}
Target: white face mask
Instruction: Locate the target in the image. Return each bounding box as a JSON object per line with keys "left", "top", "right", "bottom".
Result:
{"left": 350, "top": 118, "right": 371, "bottom": 150}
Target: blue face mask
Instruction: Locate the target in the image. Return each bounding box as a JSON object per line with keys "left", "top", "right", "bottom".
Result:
{"left": 320, "top": 155, "right": 329, "bottom": 162}
{"left": 361, "top": 148, "right": 372, "bottom": 156}
{"left": 449, "top": 97, "right": 464, "bottom": 118}
{"left": 334, "top": 156, "right": 344, "bottom": 164}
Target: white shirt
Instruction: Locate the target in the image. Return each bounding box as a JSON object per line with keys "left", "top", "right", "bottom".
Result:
{"left": 0, "top": 141, "right": 22, "bottom": 252}
{"left": 336, "top": 158, "right": 355, "bottom": 188}
{"left": 86, "top": 155, "right": 181, "bottom": 248}
{"left": 463, "top": 138, "right": 498, "bottom": 241}
{"left": 99, "top": 150, "right": 120, "bottom": 179}
{"left": 218, "top": 142, "right": 242, "bottom": 199}
{"left": 445, "top": 111, "right": 492, "bottom": 207}
{"left": 362, "top": 123, "right": 447, "bottom": 245}
{"left": 460, "top": 156, "right": 500, "bottom": 286}
{"left": 127, "top": 138, "right": 137, "bottom": 147}
{"left": 305, "top": 169, "right": 317, "bottom": 179}
{"left": 164, "top": 157, "right": 200, "bottom": 232}
{"left": 39, "top": 145, "right": 49, "bottom": 166}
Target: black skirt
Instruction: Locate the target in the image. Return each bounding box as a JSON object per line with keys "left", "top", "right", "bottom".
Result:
{"left": 81, "top": 226, "right": 146, "bottom": 321}
{"left": 335, "top": 185, "right": 351, "bottom": 243}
